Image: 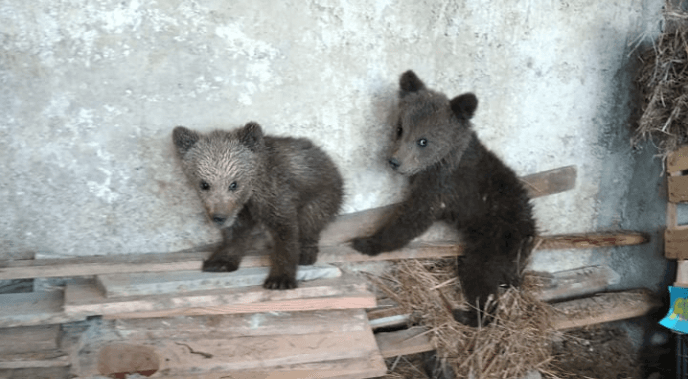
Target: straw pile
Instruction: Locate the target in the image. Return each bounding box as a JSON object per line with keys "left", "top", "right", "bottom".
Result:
{"left": 372, "top": 258, "right": 557, "bottom": 379}
{"left": 634, "top": 1, "right": 688, "bottom": 158}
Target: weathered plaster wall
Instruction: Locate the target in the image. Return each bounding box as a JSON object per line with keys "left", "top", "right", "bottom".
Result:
{"left": 0, "top": 1, "right": 670, "bottom": 290}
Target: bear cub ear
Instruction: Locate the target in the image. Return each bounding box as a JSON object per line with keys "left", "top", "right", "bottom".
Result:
{"left": 450, "top": 93, "right": 478, "bottom": 120}
{"left": 239, "top": 122, "right": 264, "bottom": 152}
{"left": 172, "top": 126, "right": 200, "bottom": 156}
{"left": 399, "top": 70, "right": 426, "bottom": 94}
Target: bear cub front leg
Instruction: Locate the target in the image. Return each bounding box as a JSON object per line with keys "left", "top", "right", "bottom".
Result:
{"left": 202, "top": 207, "right": 254, "bottom": 272}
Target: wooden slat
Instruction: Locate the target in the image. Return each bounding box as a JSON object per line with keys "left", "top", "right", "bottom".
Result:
{"left": 377, "top": 327, "right": 433, "bottom": 358}
{"left": 667, "top": 145, "right": 688, "bottom": 173}
{"left": 520, "top": 165, "right": 576, "bottom": 198}
{"left": 375, "top": 289, "right": 660, "bottom": 358}
{"left": 71, "top": 309, "right": 386, "bottom": 379}
{"left": 0, "top": 325, "right": 60, "bottom": 355}
{"left": 96, "top": 264, "right": 341, "bottom": 298}
{"left": 0, "top": 291, "right": 85, "bottom": 328}
{"left": 537, "top": 265, "right": 620, "bottom": 302}
{"left": 665, "top": 227, "right": 688, "bottom": 259}
{"left": 536, "top": 231, "right": 649, "bottom": 250}
{"left": 552, "top": 289, "right": 660, "bottom": 330}
{"left": 64, "top": 275, "right": 376, "bottom": 319}
{"left": 668, "top": 175, "right": 688, "bottom": 203}
{"left": 0, "top": 231, "right": 648, "bottom": 281}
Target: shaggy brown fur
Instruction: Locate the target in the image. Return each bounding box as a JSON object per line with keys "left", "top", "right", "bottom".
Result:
{"left": 173, "top": 122, "right": 344, "bottom": 289}
{"left": 352, "top": 71, "right": 536, "bottom": 326}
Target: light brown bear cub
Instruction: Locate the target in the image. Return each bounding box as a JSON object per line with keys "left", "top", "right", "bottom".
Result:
{"left": 173, "top": 122, "right": 344, "bottom": 290}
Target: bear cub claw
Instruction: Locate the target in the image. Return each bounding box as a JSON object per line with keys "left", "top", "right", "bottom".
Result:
{"left": 351, "top": 237, "right": 382, "bottom": 256}
{"left": 263, "top": 274, "right": 298, "bottom": 290}
{"left": 202, "top": 256, "right": 240, "bottom": 272}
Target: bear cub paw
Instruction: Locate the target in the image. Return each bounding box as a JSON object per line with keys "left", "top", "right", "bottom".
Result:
{"left": 351, "top": 237, "right": 382, "bottom": 256}
{"left": 202, "top": 256, "right": 240, "bottom": 273}
{"left": 452, "top": 308, "right": 492, "bottom": 328}
{"left": 263, "top": 273, "right": 298, "bottom": 290}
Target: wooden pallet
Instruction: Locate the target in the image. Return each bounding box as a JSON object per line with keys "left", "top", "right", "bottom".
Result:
{"left": 0, "top": 164, "right": 657, "bottom": 378}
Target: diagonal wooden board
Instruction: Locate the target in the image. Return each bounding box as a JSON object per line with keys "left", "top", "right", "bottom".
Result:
{"left": 374, "top": 289, "right": 661, "bottom": 358}
{"left": 71, "top": 309, "right": 386, "bottom": 379}
{"left": 64, "top": 274, "right": 376, "bottom": 319}
{"left": 96, "top": 264, "right": 341, "bottom": 298}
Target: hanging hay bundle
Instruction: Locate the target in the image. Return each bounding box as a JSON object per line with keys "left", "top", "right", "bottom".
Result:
{"left": 372, "top": 259, "right": 557, "bottom": 379}
{"left": 634, "top": 1, "right": 688, "bottom": 158}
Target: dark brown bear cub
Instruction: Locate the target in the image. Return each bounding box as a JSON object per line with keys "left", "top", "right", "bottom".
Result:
{"left": 352, "top": 71, "right": 535, "bottom": 326}
{"left": 173, "top": 122, "right": 344, "bottom": 290}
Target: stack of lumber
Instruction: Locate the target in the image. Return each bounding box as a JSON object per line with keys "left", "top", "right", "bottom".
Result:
{"left": 0, "top": 165, "right": 659, "bottom": 378}
{"left": 665, "top": 146, "right": 688, "bottom": 286}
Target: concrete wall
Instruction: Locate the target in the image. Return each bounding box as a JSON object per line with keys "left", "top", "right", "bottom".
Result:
{"left": 0, "top": 1, "right": 671, "bottom": 291}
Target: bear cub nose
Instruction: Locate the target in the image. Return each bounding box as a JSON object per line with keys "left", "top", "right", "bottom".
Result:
{"left": 211, "top": 215, "right": 227, "bottom": 225}
{"left": 388, "top": 158, "right": 400, "bottom": 170}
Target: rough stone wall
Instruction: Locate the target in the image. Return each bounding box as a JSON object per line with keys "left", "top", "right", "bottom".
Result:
{"left": 0, "top": 1, "right": 669, "bottom": 290}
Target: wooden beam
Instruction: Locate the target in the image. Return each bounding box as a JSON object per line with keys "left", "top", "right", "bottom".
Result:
{"left": 665, "top": 227, "right": 688, "bottom": 259}
{"left": 64, "top": 275, "right": 376, "bottom": 319}
{"left": 668, "top": 175, "right": 688, "bottom": 203}
{"left": 0, "top": 231, "right": 648, "bottom": 281}
{"left": 377, "top": 327, "right": 433, "bottom": 358}
{"left": 374, "top": 289, "right": 661, "bottom": 358}
{"left": 667, "top": 145, "right": 688, "bottom": 173}
{"left": 536, "top": 231, "right": 649, "bottom": 250}
{"left": 537, "top": 265, "right": 620, "bottom": 302}
{"left": 0, "top": 325, "right": 60, "bottom": 355}
{"left": 520, "top": 165, "right": 576, "bottom": 198}
{"left": 551, "top": 289, "right": 660, "bottom": 330}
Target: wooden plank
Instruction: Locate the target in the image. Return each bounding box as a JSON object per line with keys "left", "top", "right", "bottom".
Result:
{"left": 0, "top": 325, "right": 60, "bottom": 355}
{"left": 0, "top": 291, "right": 85, "bottom": 328}
{"left": 667, "top": 145, "right": 688, "bottom": 173}
{"left": 0, "top": 230, "right": 649, "bottom": 281}
{"left": 376, "top": 327, "right": 433, "bottom": 358}
{"left": 519, "top": 165, "right": 576, "bottom": 198}
{"left": 0, "top": 353, "right": 69, "bottom": 369}
{"left": 536, "top": 231, "right": 649, "bottom": 250}
{"left": 551, "top": 289, "right": 660, "bottom": 330}
{"left": 96, "top": 264, "right": 341, "bottom": 298}
{"left": 668, "top": 175, "right": 688, "bottom": 203}
{"left": 64, "top": 275, "right": 376, "bottom": 319}
{"left": 71, "top": 309, "right": 386, "bottom": 378}
{"left": 665, "top": 227, "right": 688, "bottom": 259}
{"left": 374, "top": 290, "right": 660, "bottom": 358}
{"left": 146, "top": 356, "right": 388, "bottom": 379}
{"left": 537, "top": 265, "right": 620, "bottom": 302}
{"left": 0, "top": 366, "right": 70, "bottom": 379}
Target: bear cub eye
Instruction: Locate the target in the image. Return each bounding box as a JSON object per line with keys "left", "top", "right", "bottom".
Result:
{"left": 200, "top": 180, "right": 210, "bottom": 191}
{"left": 396, "top": 122, "right": 403, "bottom": 139}
{"left": 229, "top": 182, "right": 237, "bottom": 191}
{"left": 417, "top": 138, "right": 428, "bottom": 147}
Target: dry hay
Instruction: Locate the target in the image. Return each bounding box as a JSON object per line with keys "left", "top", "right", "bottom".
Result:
{"left": 634, "top": 0, "right": 688, "bottom": 158}
{"left": 372, "top": 258, "right": 559, "bottom": 379}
